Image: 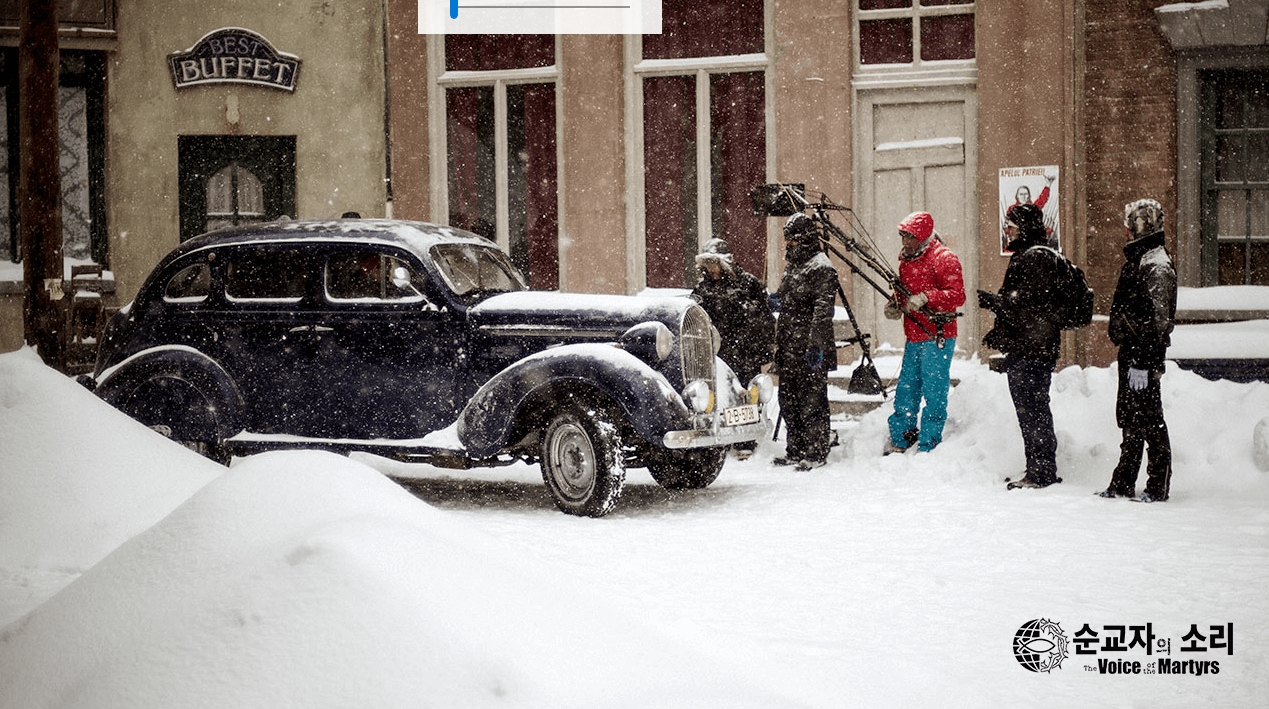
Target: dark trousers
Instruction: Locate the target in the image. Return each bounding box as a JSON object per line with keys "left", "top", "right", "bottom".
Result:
{"left": 1109, "top": 365, "right": 1171, "bottom": 497}
{"left": 778, "top": 364, "right": 831, "bottom": 462}
{"left": 1004, "top": 355, "right": 1058, "bottom": 483}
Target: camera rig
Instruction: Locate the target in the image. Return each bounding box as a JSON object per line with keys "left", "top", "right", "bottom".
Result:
{"left": 750, "top": 182, "right": 961, "bottom": 397}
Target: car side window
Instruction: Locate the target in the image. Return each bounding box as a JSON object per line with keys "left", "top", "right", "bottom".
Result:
{"left": 225, "top": 247, "right": 308, "bottom": 302}
{"left": 163, "top": 262, "right": 211, "bottom": 303}
{"left": 326, "top": 250, "right": 427, "bottom": 303}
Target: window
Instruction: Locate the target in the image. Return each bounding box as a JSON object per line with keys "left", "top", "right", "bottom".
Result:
{"left": 325, "top": 251, "right": 425, "bottom": 302}
{"left": 857, "top": 0, "right": 974, "bottom": 66}
{"left": 205, "top": 164, "right": 266, "bottom": 232}
{"left": 0, "top": 50, "right": 107, "bottom": 266}
{"left": 163, "top": 263, "right": 212, "bottom": 303}
{"left": 225, "top": 247, "right": 308, "bottom": 302}
{"left": 177, "top": 136, "right": 296, "bottom": 242}
{"left": 430, "top": 243, "right": 528, "bottom": 298}
{"left": 440, "top": 36, "right": 559, "bottom": 290}
{"left": 1201, "top": 70, "right": 1269, "bottom": 285}
{"left": 637, "top": 0, "right": 768, "bottom": 289}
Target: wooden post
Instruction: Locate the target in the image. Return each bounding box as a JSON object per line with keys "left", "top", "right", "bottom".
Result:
{"left": 18, "top": 0, "right": 64, "bottom": 369}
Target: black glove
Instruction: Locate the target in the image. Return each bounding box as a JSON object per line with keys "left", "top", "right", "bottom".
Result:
{"left": 805, "top": 347, "right": 830, "bottom": 372}
{"left": 977, "top": 289, "right": 1000, "bottom": 311}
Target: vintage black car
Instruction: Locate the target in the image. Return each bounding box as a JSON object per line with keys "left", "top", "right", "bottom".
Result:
{"left": 84, "top": 219, "right": 774, "bottom": 516}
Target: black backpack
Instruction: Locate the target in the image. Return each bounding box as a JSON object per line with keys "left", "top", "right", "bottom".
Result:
{"left": 1034, "top": 246, "right": 1094, "bottom": 330}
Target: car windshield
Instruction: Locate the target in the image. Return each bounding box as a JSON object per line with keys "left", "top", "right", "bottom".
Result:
{"left": 430, "top": 243, "right": 528, "bottom": 298}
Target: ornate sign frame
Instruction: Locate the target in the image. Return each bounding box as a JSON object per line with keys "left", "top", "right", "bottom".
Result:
{"left": 169, "top": 28, "right": 301, "bottom": 92}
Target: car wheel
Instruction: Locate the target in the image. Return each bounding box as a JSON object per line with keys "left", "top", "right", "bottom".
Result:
{"left": 111, "top": 374, "right": 233, "bottom": 466}
{"left": 645, "top": 446, "right": 726, "bottom": 490}
{"left": 540, "top": 407, "right": 626, "bottom": 517}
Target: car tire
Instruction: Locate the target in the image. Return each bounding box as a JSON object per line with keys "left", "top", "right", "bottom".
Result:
{"left": 540, "top": 407, "right": 626, "bottom": 517}
{"left": 645, "top": 446, "right": 726, "bottom": 490}
{"left": 100, "top": 369, "right": 235, "bottom": 467}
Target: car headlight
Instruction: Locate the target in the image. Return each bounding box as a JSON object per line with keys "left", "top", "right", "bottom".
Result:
{"left": 748, "top": 373, "right": 775, "bottom": 405}
{"left": 683, "top": 379, "right": 714, "bottom": 413}
{"left": 619, "top": 321, "right": 674, "bottom": 362}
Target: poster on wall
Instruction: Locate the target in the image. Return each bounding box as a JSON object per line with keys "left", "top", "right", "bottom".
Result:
{"left": 998, "top": 165, "right": 1059, "bottom": 255}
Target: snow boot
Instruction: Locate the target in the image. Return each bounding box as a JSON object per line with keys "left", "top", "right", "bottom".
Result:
{"left": 883, "top": 441, "right": 909, "bottom": 456}
{"left": 1097, "top": 487, "right": 1134, "bottom": 499}
{"left": 1007, "top": 476, "right": 1058, "bottom": 490}
{"left": 795, "top": 458, "right": 827, "bottom": 471}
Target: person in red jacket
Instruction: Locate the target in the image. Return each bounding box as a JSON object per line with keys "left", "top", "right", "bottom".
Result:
{"left": 884, "top": 211, "right": 966, "bottom": 454}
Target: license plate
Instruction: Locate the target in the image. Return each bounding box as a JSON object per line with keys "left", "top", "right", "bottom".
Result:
{"left": 723, "top": 404, "right": 760, "bottom": 426}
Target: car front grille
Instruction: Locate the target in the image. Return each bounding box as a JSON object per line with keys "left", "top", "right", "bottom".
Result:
{"left": 679, "top": 305, "right": 715, "bottom": 388}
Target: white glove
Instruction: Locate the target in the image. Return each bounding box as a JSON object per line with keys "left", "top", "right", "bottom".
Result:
{"left": 906, "top": 292, "right": 928, "bottom": 312}
{"left": 1128, "top": 368, "right": 1149, "bottom": 391}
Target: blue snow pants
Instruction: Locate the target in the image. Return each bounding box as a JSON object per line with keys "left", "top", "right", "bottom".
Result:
{"left": 887, "top": 338, "right": 955, "bottom": 452}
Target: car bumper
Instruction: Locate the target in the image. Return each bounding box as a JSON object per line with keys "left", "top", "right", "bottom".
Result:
{"left": 661, "top": 416, "right": 774, "bottom": 449}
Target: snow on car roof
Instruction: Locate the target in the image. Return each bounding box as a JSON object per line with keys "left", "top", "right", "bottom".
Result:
{"left": 175, "top": 219, "right": 495, "bottom": 261}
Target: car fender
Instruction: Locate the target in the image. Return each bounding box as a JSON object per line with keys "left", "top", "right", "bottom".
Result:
{"left": 457, "top": 343, "right": 691, "bottom": 458}
{"left": 93, "top": 345, "right": 244, "bottom": 441}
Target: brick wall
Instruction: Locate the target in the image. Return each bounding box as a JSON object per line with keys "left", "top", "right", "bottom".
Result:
{"left": 1082, "top": 1, "right": 1178, "bottom": 310}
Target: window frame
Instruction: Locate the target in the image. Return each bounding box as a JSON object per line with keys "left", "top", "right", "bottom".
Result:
{"left": 427, "top": 38, "right": 562, "bottom": 288}
{"left": 0, "top": 49, "right": 108, "bottom": 266}
{"left": 1199, "top": 67, "right": 1269, "bottom": 286}
{"left": 1177, "top": 47, "right": 1269, "bottom": 287}
{"left": 623, "top": 1, "right": 775, "bottom": 292}
{"left": 853, "top": 0, "right": 976, "bottom": 88}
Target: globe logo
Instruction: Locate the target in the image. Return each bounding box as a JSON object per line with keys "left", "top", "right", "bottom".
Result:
{"left": 1013, "top": 619, "right": 1069, "bottom": 672}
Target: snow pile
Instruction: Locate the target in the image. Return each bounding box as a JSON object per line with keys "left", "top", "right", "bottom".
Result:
{"left": 0, "top": 348, "right": 220, "bottom": 572}
{"left": 1169, "top": 319, "right": 1269, "bottom": 359}
{"left": 1177, "top": 285, "right": 1269, "bottom": 313}
{"left": 0, "top": 350, "right": 799, "bottom": 709}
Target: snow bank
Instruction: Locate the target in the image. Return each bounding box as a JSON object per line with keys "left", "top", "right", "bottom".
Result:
{"left": 0, "top": 348, "right": 221, "bottom": 571}
{"left": 0, "top": 451, "right": 798, "bottom": 709}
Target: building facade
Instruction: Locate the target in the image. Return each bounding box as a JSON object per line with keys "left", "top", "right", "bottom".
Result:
{"left": 3, "top": 0, "right": 1267, "bottom": 371}
{"left": 0, "top": 0, "right": 389, "bottom": 353}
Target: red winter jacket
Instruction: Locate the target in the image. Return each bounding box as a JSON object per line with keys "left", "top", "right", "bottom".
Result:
{"left": 897, "top": 238, "right": 966, "bottom": 343}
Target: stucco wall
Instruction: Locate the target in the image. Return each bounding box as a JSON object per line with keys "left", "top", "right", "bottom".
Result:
{"left": 559, "top": 35, "right": 626, "bottom": 295}
{"left": 771, "top": 1, "right": 853, "bottom": 290}
{"left": 106, "top": 0, "right": 388, "bottom": 303}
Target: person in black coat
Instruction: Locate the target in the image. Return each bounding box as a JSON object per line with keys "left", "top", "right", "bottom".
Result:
{"left": 691, "top": 238, "right": 776, "bottom": 457}
{"left": 1099, "top": 199, "right": 1176, "bottom": 502}
{"left": 978, "top": 202, "right": 1066, "bottom": 489}
{"left": 773, "top": 213, "right": 838, "bottom": 470}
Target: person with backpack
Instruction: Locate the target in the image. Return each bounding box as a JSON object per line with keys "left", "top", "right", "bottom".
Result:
{"left": 883, "top": 211, "right": 966, "bottom": 454}
{"left": 691, "top": 237, "right": 776, "bottom": 459}
{"left": 1098, "top": 199, "right": 1176, "bottom": 502}
{"left": 978, "top": 202, "right": 1091, "bottom": 489}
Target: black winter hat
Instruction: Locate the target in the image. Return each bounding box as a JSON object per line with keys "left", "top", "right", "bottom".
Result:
{"left": 1006, "top": 202, "right": 1046, "bottom": 242}
{"left": 783, "top": 212, "right": 816, "bottom": 240}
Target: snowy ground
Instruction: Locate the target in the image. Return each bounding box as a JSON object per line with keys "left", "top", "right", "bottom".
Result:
{"left": 3, "top": 346, "right": 1269, "bottom": 708}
